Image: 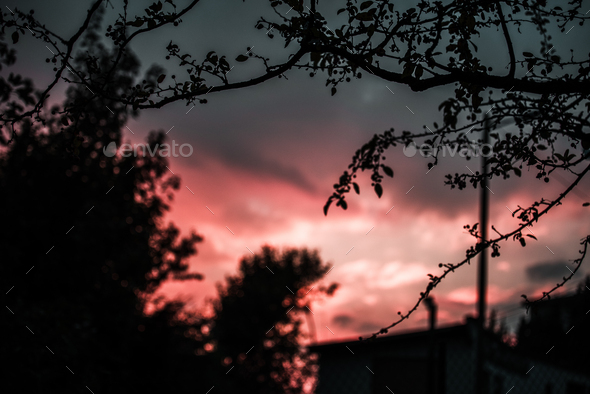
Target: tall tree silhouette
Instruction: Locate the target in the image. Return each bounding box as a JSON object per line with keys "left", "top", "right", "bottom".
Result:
{"left": 0, "top": 12, "right": 204, "bottom": 394}
{"left": 206, "top": 246, "right": 338, "bottom": 394}
{"left": 1, "top": 8, "right": 342, "bottom": 393}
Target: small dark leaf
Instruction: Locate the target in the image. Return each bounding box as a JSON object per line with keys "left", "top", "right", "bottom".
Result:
{"left": 12, "top": 31, "right": 19, "bottom": 44}
{"left": 414, "top": 65, "right": 423, "bottom": 79}
{"left": 331, "top": 87, "right": 337, "bottom": 96}
{"left": 374, "top": 183, "right": 383, "bottom": 198}
{"left": 527, "top": 156, "right": 537, "bottom": 165}
{"left": 323, "top": 198, "right": 333, "bottom": 216}
{"left": 382, "top": 165, "right": 394, "bottom": 177}
{"left": 526, "top": 59, "right": 536, "bottom": 71}
{"left": 352, "top": 182, "right": 360, "bottom": 194}
{"left": 523, "top": 51, "right": 534, "bottom": 57}
{"left": 583, "top": 202, "right": 590, "bottom": 207}
{"left": 526, "top": 234, "right": 537, "bottom": 240}
{"left": 340, "top": 199, "right": 348, "bottom": 210}
{"left": 360, "top": 1, "right": 373, "bottom": 10}
{"left": 402, "top": 63, "right": 415, "bottom": 78}
{"left": 355, "top": 12, "right": 374, "bottom": 21}
{"left": 157, "top": 74, "right": 166, "bottom": 84}
{"left": 235, "top": 54, "right": 249, "bottom": 62}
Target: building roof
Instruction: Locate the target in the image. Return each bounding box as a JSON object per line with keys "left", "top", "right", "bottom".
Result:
{"left": 309, "top": 322, "right": 470, "bottom": 354}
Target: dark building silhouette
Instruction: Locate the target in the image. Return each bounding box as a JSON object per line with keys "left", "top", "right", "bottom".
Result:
{"left": 311, "top": 318, "right": 590, "bottom": 394}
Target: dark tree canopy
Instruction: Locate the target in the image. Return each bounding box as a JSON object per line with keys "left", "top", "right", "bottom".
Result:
{"left": 207, "top": 246, "right": 337, "bottom": 394}
{"left": 2, "top": 0, "right": 590, "bottom": 339}
{"left": 1, "top": 18, "right": 338, "bottom": 393}
{"left": 0, "top": 19, "right": 205, "bottom": 393}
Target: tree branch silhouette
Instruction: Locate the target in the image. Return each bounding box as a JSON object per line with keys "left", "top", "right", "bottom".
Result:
{"left": 361, "top": 160, "right": 590, "bottom": 340}
{"left": 3, "top": 0, "right": 590, "bottom": 342}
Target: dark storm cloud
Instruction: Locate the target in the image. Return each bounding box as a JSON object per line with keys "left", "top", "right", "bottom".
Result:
{"left": 332, "top": 314, "right": 354, "bottom": 328}
{"left": 217, "top": 145, "right": 317, "bottom": 192}
{"left": 526, "top": 261, "right": 570, "bottom": 283}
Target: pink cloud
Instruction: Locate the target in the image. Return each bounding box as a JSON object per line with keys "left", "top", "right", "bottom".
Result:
{"left": 446, "top": 285, "right": 514, "bottom": 306}
{"left": 149, "top": 118, "right": 590, "bottom": 344}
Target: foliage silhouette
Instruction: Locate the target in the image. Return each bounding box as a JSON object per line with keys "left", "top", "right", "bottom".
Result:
{"left": 0, "top": 14, "right": 206, "bottom": 393}
{"left": 2, "top": 0, "right": 590, "bottom": 339}
{"left": 1, "top": 5, "right": 343, "bottom": 393}
{"left": 205, "top": 246, "right": 337, "bottom": 394}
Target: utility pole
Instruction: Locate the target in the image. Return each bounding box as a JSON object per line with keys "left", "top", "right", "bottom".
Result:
{"left": 475, "top": 116, "right": 490, "bottom": 394}
{"left": 477, "top": 116, "right": 489, "bottom": 336}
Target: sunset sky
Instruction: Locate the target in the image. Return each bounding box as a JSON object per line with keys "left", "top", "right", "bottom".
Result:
{"left": 11, "top": 0, "right": 590, "bottom": 343}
